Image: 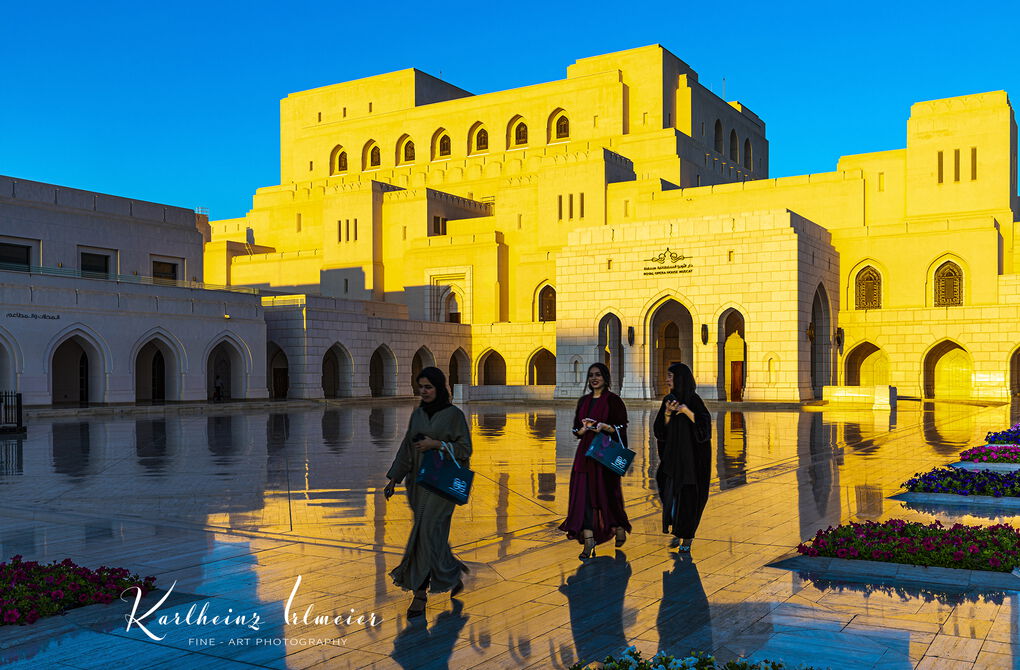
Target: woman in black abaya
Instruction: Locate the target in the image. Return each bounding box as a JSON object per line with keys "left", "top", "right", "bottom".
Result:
{"left": 652, "top": 362, "right": 712, "bottom": 552}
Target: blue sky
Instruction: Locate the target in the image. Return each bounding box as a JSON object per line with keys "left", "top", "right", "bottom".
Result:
{"left": 2, "top": 1, "right": 1017, "bottom": 220}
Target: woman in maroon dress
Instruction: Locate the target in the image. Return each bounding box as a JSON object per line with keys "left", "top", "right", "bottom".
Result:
{"left": 558, "top": 363, "right": 631, "bottom": 559}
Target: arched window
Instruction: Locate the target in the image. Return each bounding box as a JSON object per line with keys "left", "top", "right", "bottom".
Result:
{"left": 855, "top": 266, "right": 881, "bottom": 310}
{"left": 555, "top": 116, "right": 569, "bottom": 139}
{"left": 743, "top": 139, "right": 752, "bottom": 170}
{"left": 329, "top": 146, "right": 348, "bottom": 175}
{"left": 445, "top": 292, "right": 461, "bottom": 323}
{"left": 439, "top": 135, "right": 451, "bottom": 156}
{"left": 369, "top": 145, "right": 380, "bottom": 167}
{"left": 476, "top": 129, "right": 488, "bottom": 151}
{"left": 538, "top": 286, "right": 556, "bottom": 322}
{"left": 514, "top": 122, "right": 528, "bottom": 146}
{"left": 729, "top": 130, "right": 739, "bottom": 162}
{"left": 714, "top": 120, "right": 723, "bottom": 154}
{"left": 934, "top": 261, "right": 963, "bottom": 306}
{"left": 403, "top": 141, "right": 415, "bottom": 162}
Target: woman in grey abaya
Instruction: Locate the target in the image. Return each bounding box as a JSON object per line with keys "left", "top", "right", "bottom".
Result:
{"left": 384, "top": 366, "right": 471, "bottom": 617}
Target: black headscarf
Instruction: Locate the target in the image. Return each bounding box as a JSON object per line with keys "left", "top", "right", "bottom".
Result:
{"left": 667, "top": 362, "right": 696, "bottom": 403}
{"left": 418, "top": 366, "right": 452, "bottom": 417}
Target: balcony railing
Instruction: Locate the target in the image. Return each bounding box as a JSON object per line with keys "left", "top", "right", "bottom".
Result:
{"left": 0, "top": 263, "right": 258, "bottom": 295}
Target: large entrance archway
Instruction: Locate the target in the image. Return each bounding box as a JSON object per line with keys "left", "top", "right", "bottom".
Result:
{"left": 369, "top": 345, "right": 397, "bottom": 397}
{"left": 718, "top": 309, "right": 746, "bottom": 400}
{"left": 410, "top": 346, "right": 436, "bottom": 395}
{"left": 322, "top": 343, "right": 354, "bottom": 398}
{"left": 478, "top": 350, "right": 507, "bottom": 385}
{"left": 207, "top": 340, "right": 244, "bottom": 401}
{"left": 810, "top": 285, "right": 833, "bottom": 398}
{"left": 0, "top": 336, "right": 15, "bottom": 391}
{"left": 924, "top": 340, "right": 973, "bottom": 399}
{"left": 648, "top": 299, "right": 693, "bottom": 397}
{"left": 597, "top": 313, "right": 624, "bottom": 389}
{"left": 52, "top": 335, "right": 103, "bottom": 404}
{"left": 267, "top": 343, "right": 289, "bottom": 399}
{"left": 1011, "top": 348, "right": 1020, "bottom": 397}
{"left": 845, "top": 342, "right": 889, "bottom": 386}
{"left": 527, "top": 348, "right": 556, "bottom": 385}
{"left": 135, "top": 339, "right": 178, "bottom": 402}
{"left": 449, "top": 348, "right": 470, "bottom": 387}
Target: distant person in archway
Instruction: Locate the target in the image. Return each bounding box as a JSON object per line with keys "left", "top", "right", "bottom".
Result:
{"left": 559, "top": 362, "right": 631, "bottom": 559}
{"left": 384, "top": 366, "right": 471, "bottom": 617}
{"left": 653, "top": 362, "right": 712, "bottom": 552}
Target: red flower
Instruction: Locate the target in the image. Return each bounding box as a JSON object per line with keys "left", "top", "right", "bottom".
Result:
{"left": 952, "top": 551, "right": 965, "bottom": 561}
{"left": 3, "top": 610, "right": 19, "bottom": 623}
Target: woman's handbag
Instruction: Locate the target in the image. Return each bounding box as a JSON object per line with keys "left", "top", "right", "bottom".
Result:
{"left": 416, "top": 442, "right": 474, "bottom": 505}
{"left": 585, "top": 426, "right": 635, "bottom": 476}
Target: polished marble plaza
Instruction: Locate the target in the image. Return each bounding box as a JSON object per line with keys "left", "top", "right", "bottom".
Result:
{"left": 1, "top": 400, "right": 1019, "bottom": 669}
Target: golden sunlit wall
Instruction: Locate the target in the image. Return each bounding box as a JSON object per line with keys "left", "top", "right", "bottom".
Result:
{"left": 208, "top": 44, "right": 1020, "bottom": 401}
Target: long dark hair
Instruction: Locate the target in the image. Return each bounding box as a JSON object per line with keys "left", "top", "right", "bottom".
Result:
{"left": 586, "top": 362, "right": 612, "bottom": 393}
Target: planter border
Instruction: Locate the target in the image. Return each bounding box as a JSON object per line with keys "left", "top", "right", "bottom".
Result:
{"left": 768, "top": 554, "right": 1020, "bottom": 591}
{"left": 890, "top": 491, "right": 1020, "bottom": 509}
{"left": 951, "top": 461, "right": 1020, "bottom": 473}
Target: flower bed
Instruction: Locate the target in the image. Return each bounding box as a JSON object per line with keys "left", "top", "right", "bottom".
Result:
{"left": 1, "top": 555, "right": 156, "bottom": 625}
{"left": 902, "top": 467, "right": 1020, "bottom": 497}
{"left": 796, "top": 519, "right": 1020, "bottom": 572}
{"left": 960, "top": 444, "right": 1020, "bottom": 463}
{"left": 985, "top": 423, "right": 1020, "bottom": 445}
{"left": 571, "top": 648, "right": 818, "bottom": 670}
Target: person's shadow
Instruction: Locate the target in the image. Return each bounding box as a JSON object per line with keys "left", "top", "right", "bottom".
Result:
{"left": 391, "top": 599, "right": 469, "bottom": 670}
{"left": 656, "top": 553, "right": 712, "bottom": 655}
{"left": 558, "top": 550, "right": 634, "bottom": 666}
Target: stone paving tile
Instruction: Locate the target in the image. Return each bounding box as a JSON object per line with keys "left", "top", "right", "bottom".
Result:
{"left": 2, "top": 401, "right": 1020, "bottom": 668}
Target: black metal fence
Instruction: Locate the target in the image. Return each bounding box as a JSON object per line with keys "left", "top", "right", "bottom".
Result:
{"left": 0, "top": 392, "right": 24, "bottom": 433}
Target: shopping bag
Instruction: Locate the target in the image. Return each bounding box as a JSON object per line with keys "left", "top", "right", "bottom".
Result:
{"left": 416, "top": 442, "right": 473, "bottom": 505}
{"left": 585, "top": 427, "right": 635, "bottom": 476}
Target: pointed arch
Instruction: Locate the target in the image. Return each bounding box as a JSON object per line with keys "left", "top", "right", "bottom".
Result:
{"left": 449, "top": 347, "right": 470, "bottom": 387}
{"left": 534, "top": 281, "right": 556, "bottom": 322}
{"left": 431, "top": 127, "right": 451, "bottom": 160}
{"left": 597, "top": 312, "right": 624, "bottom": 389}
{"left": 547, "top": 108, "right": 569, "bottom": 142}
{"left": 714, "top": 120, "right": 724, "bottom": 154}
{"left": 396, "top": 134, "right": 415, "bottom": 165}
{"left": 0, "top": 324, "right": 24, "bottom": 391}
{"left": 329, "top": 145, "right": 348, "bottom": 175}
{"left": 644, "top": 295, "right": 695, "bottom": 398}
{"left": 204, "top": 331, "right": 253, "bottom": 401}
{"left": 476, "top": 348, "right": 506, "bottom": 385}
{"left": 854, "top": 265, "right": 882, "bottom": 310}
{"left": 729, "top": 129, "right": 739, "bottom": 162}
{"left": 322, "top": 342, "right": 354, "bottom": 398}
{"left": 369, "top": 343, "right": 398, "bottom": 397}
{"left": 130, "top": 328, "right": 187, "bottom": 402}
{"left": 809, "top": 283, "right": 833, "bottom": 397}
{"left": 363, "top": 140, "right": 380, "bottom": 170}
{"left": 507, "top": 115, "right": 528, "bottom": 148}
{"left": 410, "top": 345, "right": 436, "bottom": 395}
{"left": 742, "top": 139, "right": 752, "bottom": 170}
{"left": 933, "top": 260, "right": 964, "bottom": 307}
{"left": 48, "top": 325, "right": 111, "bottom": 404}
{"left": 468, "top": 122, "right": 488, "bottom": 154}
{"left": 527, "top": 347, "right": 556, "bottom": 385}
{"left": 845, "top": 340, "right": 889, "bottom": 387}
{"left": 717, "top": 307, "right": 746, "bottom": 400}
{"left": 923, "top": 339, "right": 972, "bottom": 399}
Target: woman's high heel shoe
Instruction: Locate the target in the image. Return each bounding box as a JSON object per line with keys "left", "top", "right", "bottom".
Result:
{"left": 615, "top": 527, "right": 627, "bottom": 547}
{"left": 579, "top": 531, "right": 596, "bottom": 560}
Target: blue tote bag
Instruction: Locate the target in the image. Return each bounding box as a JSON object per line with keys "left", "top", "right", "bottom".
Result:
{"left": 416, "top": 442, "right": 473, "bottom": 505}
{"left": 585, "top": 426, "right": 635, "bottom": 476}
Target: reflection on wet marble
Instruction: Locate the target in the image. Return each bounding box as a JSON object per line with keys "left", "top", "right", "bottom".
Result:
{"left": 0, "top": 399, "right": 1018, "bottom": 668}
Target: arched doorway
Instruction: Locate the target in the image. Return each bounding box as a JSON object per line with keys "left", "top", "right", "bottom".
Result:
{"left": 207, "top": 340, "right": 244, "bottom": 401}
{"left": 528, "top": 349, "right": 556, "bottom": 385}
{"left": 924, "top": 341, "right": 972, "bottom": 399}
{"left": 845, "top": 342, "right": 889, "bottom": 386}
{"left": 810, "top": 285, "right": 832, "bottom": 398}
{"left": 718, "top": 309, "right": 746, "bottom": 400}
{"left": 322, "top": 344, "right": 354, "bottom": 398}
{"left": 410, "top": 346, "right": 436, "bottom": 395}
{"left": 449, "top": 348, "right": 470, "bottom": 387}
{"left": 0, "top": 337, "right": 15, "bottom": 391}
{"left": 649, "top": 299, "right": 693, "bottom": 397}
{"left": 135, "top": 339, "right": 177, "bottom": 402}
{"left": 479, "top": 350, "right": 506, "bottom": 385}
{"left": 369, "top": 345, "right": 397, "bottom": 397}
{"left": 267, "top": 343, "right": 289, "bottom": 400}
{"left": 52, "top": 335, "right": 103, "bottom": 404}
{"left": 597, "top": 313, "right": 624, "bottom": 389}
